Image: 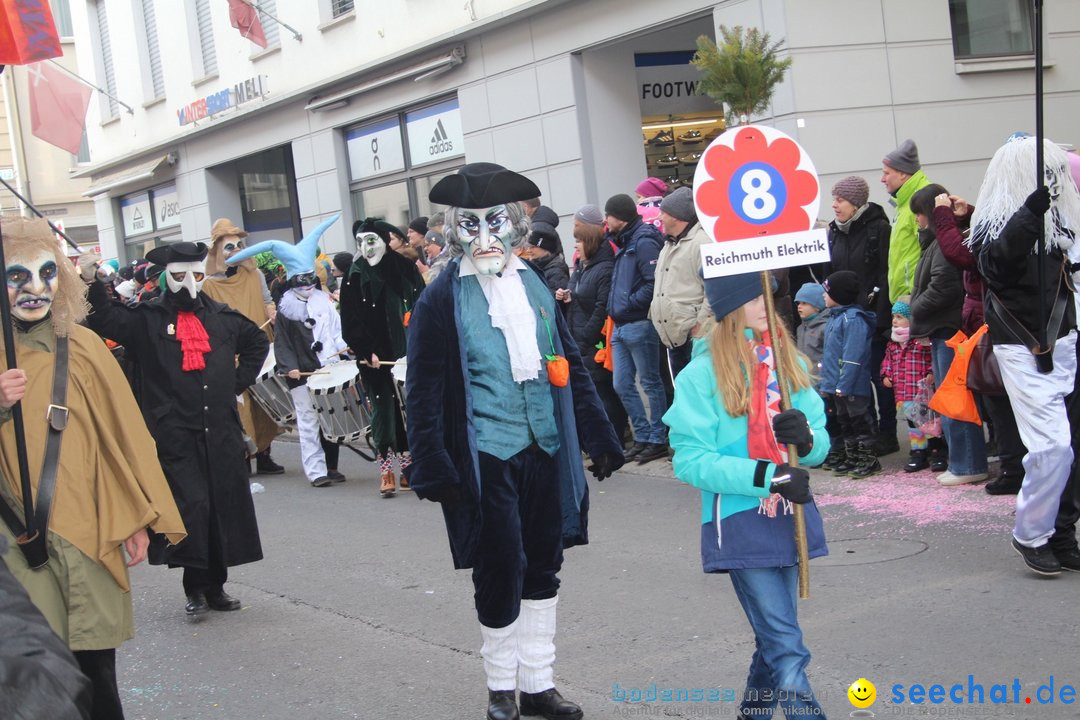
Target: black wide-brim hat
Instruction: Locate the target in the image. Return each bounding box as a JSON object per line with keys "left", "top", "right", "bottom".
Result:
{"left": 428, "top": 162, "right": 540, "bottom": 209}
{"left": 146, "top": 241, "right": 208, "bottom": 266}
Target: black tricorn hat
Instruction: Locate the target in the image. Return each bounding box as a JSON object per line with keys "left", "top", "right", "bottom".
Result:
{"left": 428, "top": 162, "right": 540, "bottom": 208}
{"left": 146, "top": 241, "right": 208, "bottom": 266}
{"left": 352, "top": 218, "right": 399, "bottom": 245}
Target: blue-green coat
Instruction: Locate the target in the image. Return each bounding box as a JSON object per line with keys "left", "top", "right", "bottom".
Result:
{"left": 663, "top": 341, "right": 829, "bottom": 572}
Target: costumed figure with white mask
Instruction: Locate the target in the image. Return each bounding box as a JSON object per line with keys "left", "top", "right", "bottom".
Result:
{"left": 404, "top": 163, "right": 625, "bottom": 720}
{"left": 203, "top": 218, "right": 286, "bottom": 476}
{"left": 227, "top": 216, "right": 349, "bottom": 488}
{"left": 83, "top": 240, "right": 268, "bottom": 617}
{"left": 971, "top": 134, "right": 1080, "bottom": 576}
{"left": 339, "top": 218, "right": 425, "bottom": 497}
{"left": 0, "top": 218, "right": 185, "bottom": 719}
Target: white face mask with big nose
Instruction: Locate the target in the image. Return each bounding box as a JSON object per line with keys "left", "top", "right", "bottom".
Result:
{"left": 165, "top": 260, "right": 207, "bottom": 300}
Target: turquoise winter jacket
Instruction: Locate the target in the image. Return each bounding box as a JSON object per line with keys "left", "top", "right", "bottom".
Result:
{"left": 663, "top": 339, "right": 830, "bottom": 571}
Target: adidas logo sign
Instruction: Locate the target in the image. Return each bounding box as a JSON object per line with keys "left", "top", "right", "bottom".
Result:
{"left": 429, "top": 118, "right": 454, "bottom": 156}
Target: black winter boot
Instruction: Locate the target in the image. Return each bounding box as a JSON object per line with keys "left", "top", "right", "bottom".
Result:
{"left": 820, "top": 440, "right": 845, "bottom": 471}
{"left": 849, "top": 438, "right": 883, "bottom": 479}
{"left": 832, "top": 439, "right": 859, "bottom": 476}
{"left": 928, "top": 437, "right": 948, "bottom": 472}
{"left": 904, "top": 449, "right": 929, "bottom": 473}
{"left": 487, "top": 690, "right": 519, "bottom": 720}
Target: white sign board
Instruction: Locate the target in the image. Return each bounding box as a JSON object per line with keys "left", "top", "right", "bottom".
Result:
{"left": 120, "top": 193, "right": 153, "bottom": 238}
{"left": 153, "top": 184, "right": 181, "bottom": 229}
{"left": 347, "top": 117, "right": 405, "bottom": 182}
{"left": 635, "top": 51, "right": 717, "bottom": 117}
{"left": 405, "top": 99, "right": 464, "bottom": 167}
{"left": 693, "top": 125, "right": 830, "bottom": 278}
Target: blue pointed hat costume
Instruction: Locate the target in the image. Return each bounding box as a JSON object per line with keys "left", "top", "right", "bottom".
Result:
{"left": 224, "top": 214, "right": 341, "bottom": 279}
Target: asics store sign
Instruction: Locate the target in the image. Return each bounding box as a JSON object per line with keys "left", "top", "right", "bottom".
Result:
{"left": 405, "top": 99, "right": 465, "bottom": 167}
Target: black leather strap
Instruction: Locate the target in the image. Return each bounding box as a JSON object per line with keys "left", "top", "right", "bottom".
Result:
{"left": 986, "top": 267, "right": 1068, "bottom": 352}
{"left": 20, "top": 335, "right": 69, "bottom": 568}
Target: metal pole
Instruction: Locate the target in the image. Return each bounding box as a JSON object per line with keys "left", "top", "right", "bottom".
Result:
{"left": 0, "top": 176, "right": 82, "bottom": 252}
{"left": 43, "top": 59, "right": 134, "bottom": 115}
{"left": 237, "top": 0, "right": 303, "bottom": 42}
{"left": 1034, "top": 0, "right": 1046, "bottom": 351}
{"left": 0, "top": 222, "right": 39, "bottom": 539}
{"left": 760, "top": 270, "right": 810, "bottom": 598}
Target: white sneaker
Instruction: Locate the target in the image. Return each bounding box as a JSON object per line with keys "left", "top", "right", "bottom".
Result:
{"left": 937, "top": 470, "right": 988, "bottom": 486}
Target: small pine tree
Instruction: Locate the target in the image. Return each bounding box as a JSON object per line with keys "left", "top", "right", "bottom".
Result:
{"left": 691, "top": 25, "right": 793, "bottom": 124}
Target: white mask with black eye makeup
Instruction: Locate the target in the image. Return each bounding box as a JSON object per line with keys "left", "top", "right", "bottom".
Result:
{"left": 356, "top": 232, "right": 386, "bottom": 266}
{"left": 6, "top": 250, "right": 58, "bottom": 323}
{"left": 456, "top": 204, "right": 513, "bottom": 276}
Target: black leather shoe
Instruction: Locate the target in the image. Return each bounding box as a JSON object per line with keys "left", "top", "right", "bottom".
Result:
{"left": 984, "top": 474, "right": 1023, "bottom": 495}
{"left": 205, "top": 590, "right": 242, "bottom": 611}
{"left": 623, "top": 441, "right": 646, "bottom": 461}
{"left": 1012, "top": 538, "right": 1061, "bottom": 576}
{"left": 487, "top": 690, "right": 519, "bottom": 720}
{"left": 256, "top": 451, "right": 285, "bottom": 475}
{"left": 519, "top": 688, "right": 583, "bottom": 720}
{"left": 1053, "top": 547, "right": 1080, "bottom": 572}
{"left": 327, "top": 470, "right": 346, "bottom": 483}
{"left": 185, "top": 593, "right": 209, "bottom": 616}
{"left": 635, "top": 443, "right": 669, "bottom": 465}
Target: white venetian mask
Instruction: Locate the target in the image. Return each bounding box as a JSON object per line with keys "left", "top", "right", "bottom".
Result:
{"left": 165, "top": 259, "right": 207, "bottom": 300}
{"left": 356, "top": 232, "right": 387, "bottom": 267}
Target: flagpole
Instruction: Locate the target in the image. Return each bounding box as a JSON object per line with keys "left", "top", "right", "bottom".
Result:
{"left": 45, "top": 58, "right": 134, "bottom": 115}
{"left": 1034, "top": 0, "right": 1046, "bottom": 353}
{"left": 0, "top": 177, "right": 82, "bottom": 253}
{"left": 237, "top": 0, "right": 303, "bottom": 42}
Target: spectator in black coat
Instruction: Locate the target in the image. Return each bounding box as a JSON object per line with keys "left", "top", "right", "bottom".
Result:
{"left": 826, "top": 175, "right": 896, "bottom": 454}
{"left": 557, "top": 204, "right": 625, "bottom": 437}
{"left": 520, "top": 206, "right": 569, "bottom": 295}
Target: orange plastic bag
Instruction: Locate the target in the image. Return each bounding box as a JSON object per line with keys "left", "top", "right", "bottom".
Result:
{"left": 593, "top": 316, "right": 615, "bottom": 371}
{"left": 546, "top": 355, "right": 569, "bottom": 387}
{"left": 928, "top": 329, "right": 983, "bottom": 425}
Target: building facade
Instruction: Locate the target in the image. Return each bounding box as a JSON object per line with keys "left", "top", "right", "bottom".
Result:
{"left": 67, "top": 0, "right": 1080, "bottom": 262}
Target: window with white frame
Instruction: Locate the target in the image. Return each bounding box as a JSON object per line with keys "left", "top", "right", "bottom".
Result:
{"left": 332, "top": 0, "right": 355, "bottom": 19}
{"left": 195, "top": 0, "right": 218, "bottom": 77}
{"left": 91, "top": 0, "right": 119, "bottom": 118}
{"left": 135, "top": 0, "right": 165, "bottom": 100}
{"left": 948, "top": 0, "right": 1034, "bottom": 60}
{"left": 50, "top": 0, "right": 73, "bottom": 39}
{"left": 258, "top": 0, "right": 280, "bottom": 47}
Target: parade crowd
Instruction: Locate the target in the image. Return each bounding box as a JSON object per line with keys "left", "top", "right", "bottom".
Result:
{"left": 1, "top": 132, "right": 1079, "bottom": 720}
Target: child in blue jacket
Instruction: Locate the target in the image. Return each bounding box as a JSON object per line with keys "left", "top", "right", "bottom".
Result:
{"left": 664, "top": 271, "right": 829, "bottom": 720}
{"left": 821, "top": 270, "right": 879, "bottom": 478}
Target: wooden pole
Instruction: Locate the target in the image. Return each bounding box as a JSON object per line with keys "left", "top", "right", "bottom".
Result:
{"left": 760, "top": 270, "right": 811, "bottom": 598}
{"left": 1034, "top": 0, "right": 1047, "bottom": 352}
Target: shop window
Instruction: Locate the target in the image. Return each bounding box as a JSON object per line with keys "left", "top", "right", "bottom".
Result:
{"left": 346, "top": 97, "right": 463, "bottom": 229}
{"left": 238, "top": 146, "right": 300, "bottom": 234}
{"left": 73, "top": 130, "right": 90, "bottom": 165}
{"left": 949, "top": 0, "right": 1033, "bottom": 60}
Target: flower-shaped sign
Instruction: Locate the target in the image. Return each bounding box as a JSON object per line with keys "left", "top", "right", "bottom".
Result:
{"left": 692, "top": 125, "right": 829, "bottom": 278}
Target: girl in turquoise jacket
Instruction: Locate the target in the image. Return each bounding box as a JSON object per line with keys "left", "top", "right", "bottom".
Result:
{"left": 663, "top": 271, "right": 830, "bottom": 719}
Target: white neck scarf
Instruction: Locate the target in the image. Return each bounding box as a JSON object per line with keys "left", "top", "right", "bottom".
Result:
{"left": 460, "top": 255, "right": 541, "bottom": 383}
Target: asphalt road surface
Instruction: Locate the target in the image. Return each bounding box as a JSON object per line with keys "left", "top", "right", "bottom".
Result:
{"left": 118, "top": 439, "right": 1080, "bottom": 720}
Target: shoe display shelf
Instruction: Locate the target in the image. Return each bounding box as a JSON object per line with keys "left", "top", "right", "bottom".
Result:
{"left": 641, "top": 118, "right": 722, "bottom": 190}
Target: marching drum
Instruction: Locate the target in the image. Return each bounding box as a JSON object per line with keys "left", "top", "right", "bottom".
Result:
{"left": 307, "top": 361, "right": 372, "bottom": 444}
{"left": 390, "top": 356, "right": 408, "bottom": 413}
{"left": 249, "top": 346, "right": 296, "bottom": 425}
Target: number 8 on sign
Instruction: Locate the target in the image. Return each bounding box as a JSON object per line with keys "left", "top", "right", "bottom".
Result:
{"left": 693, "top": 126, "right": 819, "bottom": 243}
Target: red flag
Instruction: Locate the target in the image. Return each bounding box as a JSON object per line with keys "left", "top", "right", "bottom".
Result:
{"left": 228, "top": 0, "right": 267, "bottom": 49}
{"left": 27, "top": 62, "right": 92, "bottom": 155}
{"left": 0, "top": 0, "right": 62, "bottom": 64}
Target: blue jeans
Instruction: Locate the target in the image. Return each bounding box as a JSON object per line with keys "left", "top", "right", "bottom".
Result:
{"left": 728, "top": 565, "right": 826, "bottom": 718}
{"left": 930, "top": 337, "right": 988, "bottom": 475}
{"left": 611, "top": 319, "right": 668, "bottom": 444}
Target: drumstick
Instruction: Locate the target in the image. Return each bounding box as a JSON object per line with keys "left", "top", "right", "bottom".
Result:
{"left": 359, "top": 360, "right": 407, "bottom": 367}
{"left": 258, "top": 318, "right": 273, "bottom": 330}
{"left": 278, "top": 370, "right": 329, "bottom": 377}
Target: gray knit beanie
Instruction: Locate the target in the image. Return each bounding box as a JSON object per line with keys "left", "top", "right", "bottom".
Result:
{"left": 659, "top": 187, "right": 697, "bottom": 222}
{"left": 574, "top": 204, "right": 604, "bottom": 227}
{"left": 883, "top": 139, "right": 920, "bottom": 175}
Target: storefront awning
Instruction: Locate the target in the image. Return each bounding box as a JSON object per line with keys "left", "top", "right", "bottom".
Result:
{"left": 82, "top": 153, "right": 177, "bottom": 197}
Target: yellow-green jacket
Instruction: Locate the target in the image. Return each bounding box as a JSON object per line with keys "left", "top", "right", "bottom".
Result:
{"left": 887, "top": 169, "right": 931, "bottom": 302}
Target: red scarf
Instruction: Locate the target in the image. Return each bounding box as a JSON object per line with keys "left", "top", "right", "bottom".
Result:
{"left": 746, "top": 331, "right": 789, "bottom": 517}
{"left": 176, "top": 311, "right": 211, "bottom": 371}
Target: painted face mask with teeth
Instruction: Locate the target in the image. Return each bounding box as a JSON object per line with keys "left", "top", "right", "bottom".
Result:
{"left": 356, "top": 232, "right": 387, "bottom": 267}
{"left": 7, "top": 250, "right": 58, "bottom": 323}
{"left": 456, "top": 204, "right": 514, "bottom": 276}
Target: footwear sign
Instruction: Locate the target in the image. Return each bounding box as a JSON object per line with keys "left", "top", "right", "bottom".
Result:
{"left": 405, "top": 98, "right": 464, "bottom": 167}
{"left": 693, "top": 125, "right": 829, "bottom": 279}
